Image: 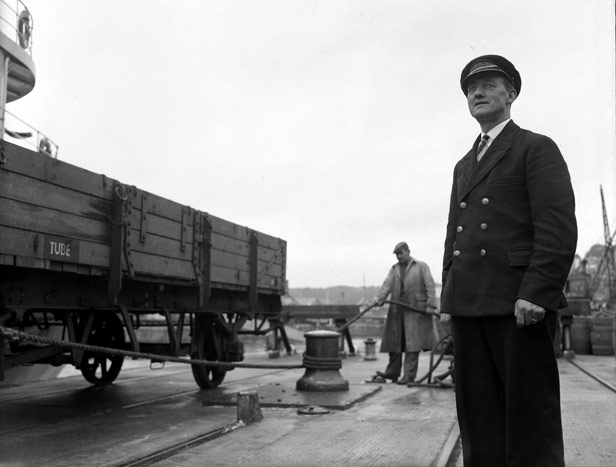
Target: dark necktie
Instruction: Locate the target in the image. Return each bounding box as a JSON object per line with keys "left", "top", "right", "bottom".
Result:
{"left": 476, "top": 134, "right": 490, "bottom": 161}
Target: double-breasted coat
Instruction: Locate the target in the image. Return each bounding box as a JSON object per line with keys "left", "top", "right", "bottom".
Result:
{"left": 376, "top": 258, "right": 437, "bottom": 352}
{"left": 441, "top": 120, "right": 577, "bottom": 316}
{"left": 440, "top": 119, "right": 577, "bottom": 467}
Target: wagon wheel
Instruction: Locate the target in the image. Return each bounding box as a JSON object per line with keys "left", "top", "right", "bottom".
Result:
{"left": 191, "top": 315, "right": 227, "bottom": 389}
{"left": 80, "top": 313, "right": 125, "bottom": 386}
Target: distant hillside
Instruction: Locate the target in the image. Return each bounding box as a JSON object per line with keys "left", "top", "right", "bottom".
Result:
{"left": 288, "top": 286, "right": 381, "bottom": 305}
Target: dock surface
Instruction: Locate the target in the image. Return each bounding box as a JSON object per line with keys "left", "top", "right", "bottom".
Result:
{"left": 1, "top": 344, "right": 615, "bottom": 466}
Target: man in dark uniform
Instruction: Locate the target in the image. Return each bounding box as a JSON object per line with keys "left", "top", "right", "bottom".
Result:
{"left": 440, "top": 55, "right": 577, "bottom": 467}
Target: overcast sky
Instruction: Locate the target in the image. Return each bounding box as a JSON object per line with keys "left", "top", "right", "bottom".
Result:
{"left": 8, "top": 0, "right": 616, "bottom": 288}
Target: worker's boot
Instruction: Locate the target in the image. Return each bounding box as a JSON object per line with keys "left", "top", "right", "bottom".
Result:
{"left": 396, "top": 352, "right": 418, "bottom": 385}
{"left": 375, "top": 353, "right": 401, "bottom": 382}
{"left": 375, "top": 371, "right": 398, "bottom": 383}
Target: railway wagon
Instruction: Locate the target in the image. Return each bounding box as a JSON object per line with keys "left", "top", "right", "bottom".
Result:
{"left": 0, "top": 141, "right": 287, "bottom": 388}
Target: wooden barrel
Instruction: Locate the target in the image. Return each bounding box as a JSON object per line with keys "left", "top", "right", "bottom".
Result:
{"left": 570, "top": 316, "right": 591, "bottom": 354}
{"left": 590, "top": 313, "right": 615, "bottom": 356}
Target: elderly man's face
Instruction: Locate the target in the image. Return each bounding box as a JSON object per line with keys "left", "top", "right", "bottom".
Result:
{"left": 466, "top": 73, "right": 516, "bottom": 126}
{"left": 396, "top": 249, "right": 411, "bottom": 264}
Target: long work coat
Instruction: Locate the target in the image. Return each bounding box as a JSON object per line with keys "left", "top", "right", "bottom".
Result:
{"left": 440, "top": 120, "right": 577, "bottom": 316}
{"left": 375, "top": 258, "right": 437, "bottom": 353}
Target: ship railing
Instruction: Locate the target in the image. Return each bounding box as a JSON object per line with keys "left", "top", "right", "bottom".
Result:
{"left": 2, "top": 106, "right": 58, "bottom": 158}
{"left": 0, "top": 0, "right": 32, "bottom": 55}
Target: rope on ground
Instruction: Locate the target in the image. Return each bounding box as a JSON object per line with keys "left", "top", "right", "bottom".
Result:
{"left": 0, "top": 325, "right": 304, "bottom": 370}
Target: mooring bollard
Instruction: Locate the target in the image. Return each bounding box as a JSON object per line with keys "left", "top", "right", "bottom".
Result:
{"left": 296, "top": 330, "right": 349, "bottom": 391}
{"left": 363, "top": 338, "right": 377, "bottom": 361}
{"left": 237, "top": 390, "right": 263, "bottom": 424}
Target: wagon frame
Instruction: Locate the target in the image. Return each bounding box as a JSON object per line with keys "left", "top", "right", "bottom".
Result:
{"left": 0, "top": 142, "right": 287, "bottom": 388}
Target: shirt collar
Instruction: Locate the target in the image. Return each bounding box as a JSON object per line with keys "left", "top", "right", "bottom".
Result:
{"left": 482, "top": 118, "right": 510, "bottom": 141}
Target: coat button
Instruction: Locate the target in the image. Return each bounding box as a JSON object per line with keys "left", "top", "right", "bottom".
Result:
{"left": 453, "top": 250, "right": 461, "bottom": 257}
{"left": 480, "top": 223, "right": 488, "bottom": 230}
{"left": 457, "top": 225, "right": 464, "bottom": 233}
{"left": 482, "top": 197, "right": 489, "bottom": 205}
{"left": 480, "top": 249, "right": 487, "bottom": 256}
{"left": 460, "top": 201, "right": 467, "bottom": 209}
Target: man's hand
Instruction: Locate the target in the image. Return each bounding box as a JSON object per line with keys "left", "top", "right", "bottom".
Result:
{"left": 514, "top": 298, "right": 545, "bottom": 327}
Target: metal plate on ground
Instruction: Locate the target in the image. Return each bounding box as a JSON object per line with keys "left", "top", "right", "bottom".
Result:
{"left": 203, "top": 382, "right": 382, "bottom": 410}
{"left": 297, "top": 405, "right": 330, "bottom": 415}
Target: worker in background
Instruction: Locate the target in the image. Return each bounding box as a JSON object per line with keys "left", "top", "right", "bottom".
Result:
{"left": 440, "top": 54, "right": 577, "bottom": 467}
{"left": 369, "top": 242, "right": 438, "bottom": 385}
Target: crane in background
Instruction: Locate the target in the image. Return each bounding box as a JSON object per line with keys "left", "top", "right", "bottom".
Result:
{"left": 560, "top": 185, "right": 616, "bottom": 359}
{"left": 588, "top": 185, "right": 616, "bottom": 306}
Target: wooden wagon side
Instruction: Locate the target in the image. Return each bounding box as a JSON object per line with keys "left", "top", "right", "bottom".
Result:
{"left": 0, "top": 142, "right": 287, "bottom": 388}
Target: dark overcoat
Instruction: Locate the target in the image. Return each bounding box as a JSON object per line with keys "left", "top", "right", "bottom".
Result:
{"left": 376, "top": 258, "right": 437, "bottom": 352}
{"left": 441, "top": 120, "right": 577, "bottom": 316}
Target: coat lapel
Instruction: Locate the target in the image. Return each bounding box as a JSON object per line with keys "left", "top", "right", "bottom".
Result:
{"left": 460, "top": 121, "right": 518, "bottom": 201}
{"left": 458, "top": 144, "right": 478, "bottom": 196}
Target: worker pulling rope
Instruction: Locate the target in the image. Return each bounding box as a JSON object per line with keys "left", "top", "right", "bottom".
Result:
{"left": 0, "top": 325, "right": 304, "bottom": 370}
{"left": 339, "top": 301, "right": 454, "bottom": 389}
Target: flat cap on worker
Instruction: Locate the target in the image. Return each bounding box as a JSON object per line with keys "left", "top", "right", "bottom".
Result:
{"left": 460, "top": 54, "right": 521, "bottom": 95}
{"left": 393, "top": 242, "right": 409, "bottom": 254}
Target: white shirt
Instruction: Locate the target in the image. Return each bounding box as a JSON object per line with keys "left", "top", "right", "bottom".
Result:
{"left": 477, "top": 118, "right": 510, "bottom": 161}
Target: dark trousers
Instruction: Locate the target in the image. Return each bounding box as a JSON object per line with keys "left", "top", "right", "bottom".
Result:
{"left": 384, "top": 351, "right": 419, "bottom": 379}
{"left": 385, "top": 352, "right": 403, "bottom": 377}
{"left": 451, "top": 313, "right": 565, "bottom": 467}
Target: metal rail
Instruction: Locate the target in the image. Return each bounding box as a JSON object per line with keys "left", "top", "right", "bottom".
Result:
{"left": 2, "top": 105, "right": 58, "bottom": 157}
{"left": 0, "top": 0, "right": 33, "bottom": 55}
{"left": 117, "top": 421, "right": 248, "bottom": 467}
{"left": 566, "top": 357, "right": 616, "bottom": 394}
